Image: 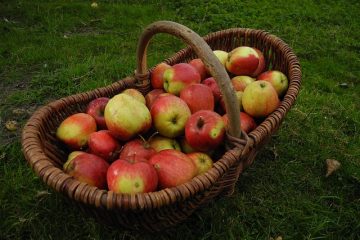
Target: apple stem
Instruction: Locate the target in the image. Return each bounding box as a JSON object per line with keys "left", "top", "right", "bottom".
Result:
{"left": 147, "top": 131, "right": 159, "bottom": 143}
{"left": 197, "top": 117, "right": 205, "bottom": 129}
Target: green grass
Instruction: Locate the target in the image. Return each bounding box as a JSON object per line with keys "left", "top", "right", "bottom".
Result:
{"left": 1, "top": 0, "right": 359, "bottom": 239}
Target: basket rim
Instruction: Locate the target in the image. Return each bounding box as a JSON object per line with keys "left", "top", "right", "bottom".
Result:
{"left": 21, "top": 26, "right": 301, "bottom": 212}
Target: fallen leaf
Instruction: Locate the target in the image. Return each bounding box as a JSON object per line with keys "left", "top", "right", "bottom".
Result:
{"left": 36, "top": 190, "right": 51, "bottom": 198}
{"left": 12, "top": 108, "right": 27, "bottom": 116}
{"left": 5, "top": 120, "right": 18, "bottom": 131}
{"left": 339, "top": 83, "right": 348, "bottom": 88}
{"left": 326, "top": 159, "right": 341, "bottom": 177}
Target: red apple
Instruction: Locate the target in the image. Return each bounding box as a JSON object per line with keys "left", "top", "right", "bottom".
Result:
{"left": 107, "top": 159, "right": 158, "bottom": 194}
{"left": 104, "top": 93, "right": 151, "bottom": 141}
{"left": 150, "top": 95, "right": 191, "bottom": 138}
{"left": 231, "top": 76, "right": 255, "bottom": 91}
{"left": 122, "top": 88, "right": 146, "bottom": 105}
{"left": 180, "top": 83, "right": 214, "bottom": 113}
{"left": 119, "top": 138, "right": 156, "bottom": 161}
{"left": 187, "top": 152, "right": 213, "bottom": 175}
{"left": 202, "top": 77, "right": 222, "bottom": 103}
{"left": 63, "top": 152, "right": 109, "bottom": 189}
{"left": 185, "top": 110, "right": 225, "bottom": 152}
{"left": 163, "top": 63, "right": 201, "bottom": 95}
{"left": 189, "top": 58, "right": 208, "bottom": 80}
{"left": 151, "top": 62, "right": 171, "bottom": 89}
{"left": 257, "top": 70, "right": 289, "bottom": 97}
{"left": 145, "top": 89, "right": 165, "bottom": 109}
{"left": 148, "top": 135, "right": 181, "bottom": 152}
{"left": 88, "top": 130, "right": 121, "bottom": 162}
{"left": 56, "top": 113, "right": 97, "bottom": 150}
{"left": 86, "top": 97, "right": 110, "bottom": 130}
{"left": 242, "top": 80, "right": 280, "bottom": 118}
{"left": 148, "top": 149, "right": 196, "bottom": 188}
{"left": 222, "top": 112, "right": 257, "bottom": 133}
{"left": 213, "top": 50, "right": 228, "bottom": 66}
{"left": 253, "top": 48, "right": 266, "bottom": 77}
{"left": 225, "top": 46, "right": 262, "bottom": 77}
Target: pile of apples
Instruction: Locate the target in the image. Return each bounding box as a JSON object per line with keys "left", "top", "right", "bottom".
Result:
{"left": 56, "top": 46, "right": 289, "bottom": 194}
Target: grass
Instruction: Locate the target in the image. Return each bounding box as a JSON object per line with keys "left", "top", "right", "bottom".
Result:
{"left": 1, "top": 0, "right": 359, "bottom": 239}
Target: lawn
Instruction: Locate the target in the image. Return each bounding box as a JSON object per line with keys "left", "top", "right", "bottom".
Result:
{"left": 1, "top": 0, "right": 359, "bottom": 239}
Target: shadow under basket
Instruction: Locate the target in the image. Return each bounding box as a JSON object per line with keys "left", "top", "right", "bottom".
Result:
{"left": 21, "top": 21, "right": 301, "bottom": 232}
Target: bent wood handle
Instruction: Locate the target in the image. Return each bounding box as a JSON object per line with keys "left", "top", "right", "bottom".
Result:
{"left": 136, "top": 20, "right": 241, "bottom": 139}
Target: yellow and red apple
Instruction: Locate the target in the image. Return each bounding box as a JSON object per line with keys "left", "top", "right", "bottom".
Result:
{"left": 107, "top": 159, "right": 158, "bottom": 194}
{"left": 257, "top": 70, "right": 289, "bottom": 97}
{"left": 150, "top": 62, "right": 171, "bottom": 89}
{"left": 56, "top": 113, "right": 97, "bottom": 150}
{"left": 150, "top": 95, "right": 191, "bottom": 138}
{"left": 242, "top": 80, "right": 280, "bottom": 118}
{"left": 63, "top": 152, "right": 109, "bottom": 189}
{"left": 148, "top": 135, "right": 181, "bottom": 152}
{"left": 148, "top": 149, "right": 196, "bottom": 189}
{"left": 104, "top": 93, "right": 151, "bottom": 141}
{"left": 226, "top": 46, "right": 263, "bottom": 77}
{"left": 163, "top": 63, "right": 201, "bottom": 95}
{"left": 187, "top": 152, "right": 213, "bottom": 175}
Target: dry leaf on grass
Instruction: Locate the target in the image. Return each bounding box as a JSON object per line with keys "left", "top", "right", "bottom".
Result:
{"left": 12, "top": 108, "right": 27, "bottom": 116}
{"left": 326, "top": 159, "right": 341, "bottom": 177}
{"left": 5, "top": 120, "right": 18, "bottom": 131}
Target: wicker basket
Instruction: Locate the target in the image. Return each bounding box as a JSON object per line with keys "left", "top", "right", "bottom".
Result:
{"left": 21, "top": 21, "right": 301, "bottom": 232}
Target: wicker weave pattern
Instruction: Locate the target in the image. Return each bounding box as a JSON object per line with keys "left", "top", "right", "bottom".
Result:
{"left": 21, "top": 21, "right": 301, "bottom": 231}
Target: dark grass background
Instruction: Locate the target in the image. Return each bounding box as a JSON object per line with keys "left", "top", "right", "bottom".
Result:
{"left": 0, "top": 0, "right": 359, "bottom": 239}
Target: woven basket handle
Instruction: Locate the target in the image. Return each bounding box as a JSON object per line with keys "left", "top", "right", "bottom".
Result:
{"left": 136, "top": 20, "right": 241, "bottom": 139}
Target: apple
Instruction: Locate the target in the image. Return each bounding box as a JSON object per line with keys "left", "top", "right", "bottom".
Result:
{"left": 179, "top": 137, "right": 196, "bottom": 154}
{"left": 145, "top": 89, "right": 165, "bottom": 109}
{"left": 225, "top": 46, "right": 262, "bottom": 77}
{"left": 220, "top": 90, "right": 243, "bottom": 113}
{"left": 180, "top": 83, "right": 214, "bottom": 113}
{"left": 88, "top": 130, "right": 121, "bottom": 162}
{"left": 56, "top": 113, "right": 97, "bottom": 150}
{"left": 231, "top": 76, "right": 255, "bottom": 91}
{"left": 257, "top": 70, "right": 289, "bottom": 97}
{"left": 86, "top": 97, "right": 110, "bottom": 130}
{"left": 213, "top": 50, "right": 228, "bottom": 66}
{"left": 151, "top": 62, "right": 171, "bottom": 89}
{"left": 189, "top": 58, "right": 208, "bottom": 80}
{"left": 150, "top": 94, "right": 191, "bottom": 138}
{"left": 107, "top": 159, "right": 158, "bottom": 194}
{"left": 148, "top": 149, "right": 196, "bottom": 188}
{"left": 148, "top": 135, "right": 181, "bottom": 152}
{"left": 104, "top": 93, "right": 151, "bottom": 141}
{"left": 67, "top": 151, "right": 86, "bottom": 161}
{"left": 202, "top": 77, "right": 222, "bottom": 103}
{"left": 163, "top": 63, "right": 201, "bottom": 95}
{"left": 222, "top": 112, "right": 257, "bottom": 133}
{"left": 122, "top": 88, "right": 146, "bottom": 104}
{"left": 187, "top": 152, "right": 213, "bottom": 175}
{"left": 185, "top": 110, "right": 225, "bottom": 152}
{"left": 242, "top": 80, "right": 280, "bottom": 118}
{"left": 253, "top": 48, "right": 266, "bottom": 77}
{"left": 63, "top": 152, "right": 109, "bottom": 189}
{"left": 119, "top": 138, "right": 156, "bottom": 161}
